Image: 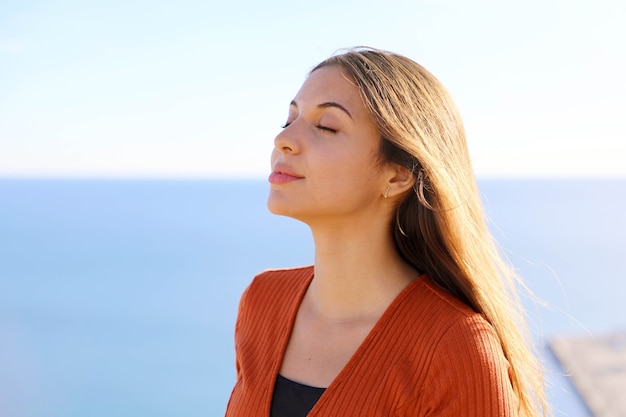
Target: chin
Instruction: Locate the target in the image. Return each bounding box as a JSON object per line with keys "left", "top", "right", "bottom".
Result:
{"left": 267, "top": 193, "right": 291, "bottom": 216}
{"left": 267, "top": 195, "right": 307, "bottom": 222}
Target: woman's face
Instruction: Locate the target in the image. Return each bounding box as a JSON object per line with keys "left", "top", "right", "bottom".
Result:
{"left": 268, "top": 65, "right": 391, "bottom": 226}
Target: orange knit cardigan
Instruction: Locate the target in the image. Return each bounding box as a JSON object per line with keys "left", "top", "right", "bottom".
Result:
{"left": 225, "top": 266, "right": 517, "bottom": 416}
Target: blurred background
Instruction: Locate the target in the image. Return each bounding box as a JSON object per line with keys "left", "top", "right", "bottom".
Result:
{"left": 1, "top": 0, "right": 625, "bottom": 416}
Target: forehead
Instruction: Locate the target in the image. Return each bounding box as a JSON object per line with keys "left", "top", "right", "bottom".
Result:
{"left": 293, "top": 66, "right": 364, "bottom": 112}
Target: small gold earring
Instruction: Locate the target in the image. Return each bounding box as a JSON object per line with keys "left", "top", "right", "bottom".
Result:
{"left": 384, "top": 186, "right": 390, "bottom": 199}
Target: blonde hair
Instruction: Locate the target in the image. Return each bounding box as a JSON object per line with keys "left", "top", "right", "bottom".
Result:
{"left": 313, "top": 47, "right": 549, "bottom": 417}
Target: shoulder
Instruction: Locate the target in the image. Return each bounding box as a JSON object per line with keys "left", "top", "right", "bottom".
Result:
{"left": 376, "top": 274, "right": 510, "bottom": 382}
{"left": 419, "top": 317, "right": 516, "bottom": 415}
{"left": 394, "top": 275, "right": 492, "bottom": 343}
{"left": 237, "top": 265, "right": 314, "bottom": 318}
{"left": 244, "top": 265, "right": 314, "bottom": 300}
{"left": 412, "top": 276, "right": 509, "bottom": 377}
{"left": 234, "top": 266, "right": 314, "bottom": 353}
{"left": 398, "top": 276, "right": 516, "bottom": 415}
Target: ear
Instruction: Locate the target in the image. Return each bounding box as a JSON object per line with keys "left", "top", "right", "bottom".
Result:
{"left": 383, "top": 164, "right": 414, "bottom": 199}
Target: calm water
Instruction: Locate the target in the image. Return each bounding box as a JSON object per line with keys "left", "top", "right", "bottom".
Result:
{"left": 1, "top": 179, "right": 625, "bottom": 416}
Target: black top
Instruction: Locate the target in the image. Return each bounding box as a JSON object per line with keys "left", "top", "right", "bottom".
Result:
{"left": 270, "top": 374, "right": 326, "bottom": 417}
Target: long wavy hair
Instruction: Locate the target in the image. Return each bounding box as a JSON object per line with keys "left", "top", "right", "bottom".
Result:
{"left": 312, "top": 47, "right": 548, "bottom": 417}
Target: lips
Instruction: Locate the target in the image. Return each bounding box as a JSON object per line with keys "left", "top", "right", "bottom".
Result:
{"left": 269, "top": 164, "right": 304, "bottom": 184}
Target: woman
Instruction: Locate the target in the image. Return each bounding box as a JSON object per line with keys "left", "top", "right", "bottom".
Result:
{"left": 225, "top": 47, "right": 548, "bottom": 417}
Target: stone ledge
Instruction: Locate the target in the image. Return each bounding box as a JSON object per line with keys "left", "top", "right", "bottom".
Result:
{"left": 549, "top": 332, "right": 626, "bottom": 417}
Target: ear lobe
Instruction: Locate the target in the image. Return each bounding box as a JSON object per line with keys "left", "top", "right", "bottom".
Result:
{"left": 386, "top": 165, "right": 415, "bottom": 198}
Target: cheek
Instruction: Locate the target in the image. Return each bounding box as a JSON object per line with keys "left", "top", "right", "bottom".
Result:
{"left": 335, "top": 149, "right": 380, "bottom": 181}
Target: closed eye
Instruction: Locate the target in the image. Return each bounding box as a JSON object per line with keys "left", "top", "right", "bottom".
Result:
{"left": 316, "top": 125, "right": 337, "bottom": 133}
{"left": 280, "top": 121, "right": 337, "bottom": 133}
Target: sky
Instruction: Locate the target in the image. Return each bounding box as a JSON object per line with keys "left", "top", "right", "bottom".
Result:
{"left": 1, "top": 0, "right": 625, "bottom": 178}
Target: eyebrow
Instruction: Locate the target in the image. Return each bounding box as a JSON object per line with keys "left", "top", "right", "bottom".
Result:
{"left": 290, "top": 100, "right": 353, "bottom": 119}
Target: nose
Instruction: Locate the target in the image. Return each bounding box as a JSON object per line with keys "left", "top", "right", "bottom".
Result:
{"left": 273, "top": 123, "right": 300, "bottom": 155}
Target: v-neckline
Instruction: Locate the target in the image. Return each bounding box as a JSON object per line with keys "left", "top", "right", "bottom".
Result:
{"left": 271, "top": 267, "right": 424, "bottom": 416}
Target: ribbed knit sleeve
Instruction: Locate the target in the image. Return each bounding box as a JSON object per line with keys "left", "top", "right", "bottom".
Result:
{"left": 225, "top": 267, "right": 314, "bottom": 417}
{"left": 232, "top": 284, "right": 250, "bottom": 380}
{"left": 412, "top": 315, "right": 517, "bottom": 416}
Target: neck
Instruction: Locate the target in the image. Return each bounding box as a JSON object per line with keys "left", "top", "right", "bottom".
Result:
{"left": 306, "top": 217, "right": 417, "bottom": 322}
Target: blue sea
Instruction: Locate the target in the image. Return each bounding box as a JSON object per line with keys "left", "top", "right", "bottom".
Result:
{"left": 1, "top": 179, "right": 625, "bottom": 417}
